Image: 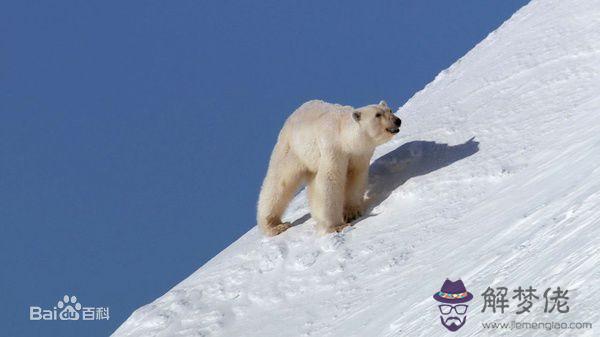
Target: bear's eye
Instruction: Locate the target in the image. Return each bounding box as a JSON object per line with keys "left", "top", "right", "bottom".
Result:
{"left": 375, "top": 113, "right": 382, "bottom": 118}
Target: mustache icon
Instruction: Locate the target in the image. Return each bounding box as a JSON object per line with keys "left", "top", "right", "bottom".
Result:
{"left": 440, "top": 315, "right": 467, "bottom": 332}
{"left": 443, "top": 316, "right": 463, "bottom": 325}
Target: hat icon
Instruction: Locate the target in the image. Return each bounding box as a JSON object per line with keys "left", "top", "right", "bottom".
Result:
{"left": 433, "top": 279, "right": 473, "bottom": 304}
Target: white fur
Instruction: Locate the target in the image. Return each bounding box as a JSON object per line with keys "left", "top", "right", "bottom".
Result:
{"left": 257, "top": 100, "right": 400, "bottom": 236}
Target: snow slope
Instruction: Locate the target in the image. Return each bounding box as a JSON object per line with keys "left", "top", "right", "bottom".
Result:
{"left": 114, "top": 0, "right": 600, "bottom": 336}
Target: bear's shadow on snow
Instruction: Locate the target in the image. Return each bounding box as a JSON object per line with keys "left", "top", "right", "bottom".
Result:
{"left": 364, "top": 137, "right": 479, "bottom": 217}
{"left": 291, "top": 137, "right": 479, "bottom": 227}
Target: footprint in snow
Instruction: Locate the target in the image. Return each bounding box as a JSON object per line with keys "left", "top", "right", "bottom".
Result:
{"left": 318, "top": 231, "right": 347, "bottom": 252}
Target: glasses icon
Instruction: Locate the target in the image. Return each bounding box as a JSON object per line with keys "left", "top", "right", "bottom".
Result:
{"left": 439, "top": 304, "right": 468, "bottom": 315}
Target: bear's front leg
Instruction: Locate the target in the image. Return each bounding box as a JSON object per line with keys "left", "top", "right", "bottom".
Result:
{"left": 310, "top": 157, "right": 350, "bottom": 235}
{"left": 343, "top": 203, "right": 363, "bottom": 223}
{"left": 344, "top": 157, "right": 369, "bottom": 223}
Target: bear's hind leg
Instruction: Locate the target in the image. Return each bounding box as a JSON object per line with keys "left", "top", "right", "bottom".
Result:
{"left": 257, "top": 147, "right": 305, "bottom": 236}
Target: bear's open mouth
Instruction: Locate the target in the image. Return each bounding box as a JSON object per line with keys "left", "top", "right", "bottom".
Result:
{"left": 386, "top": 127, "right": 400, "bottom": 134}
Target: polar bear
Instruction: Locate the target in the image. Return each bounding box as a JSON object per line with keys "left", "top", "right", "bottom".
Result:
{"left": 257, "top": 100, "right": 401, "bottom": 236}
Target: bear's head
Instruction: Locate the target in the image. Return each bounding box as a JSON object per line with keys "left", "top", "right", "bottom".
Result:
{"left": 352, "top": 100, "right": 401, "bottom": 145}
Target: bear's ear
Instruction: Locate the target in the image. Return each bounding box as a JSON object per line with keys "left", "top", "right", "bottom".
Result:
{"left": 379, "top": 100, "right": 388, "bottom": 107}
{"left": 352, "top": 111, "right": 361, "bottom": 122}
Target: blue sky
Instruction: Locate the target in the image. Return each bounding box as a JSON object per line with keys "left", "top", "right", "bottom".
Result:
{"left": 0, "top": 1, "right": 528, "bottom": 336}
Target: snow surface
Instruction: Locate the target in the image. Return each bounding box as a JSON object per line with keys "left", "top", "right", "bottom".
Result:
{"left": 114, "top": 0, "right": 600, "bottom": 336}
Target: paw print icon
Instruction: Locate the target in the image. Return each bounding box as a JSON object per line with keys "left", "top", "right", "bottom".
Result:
{"left": 58, "top": 295, "right": 82, "bottom": 320}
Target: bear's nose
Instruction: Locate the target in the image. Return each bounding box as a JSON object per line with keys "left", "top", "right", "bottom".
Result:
{"left": 394, "top": 118, "right": 401, "bottom": 127}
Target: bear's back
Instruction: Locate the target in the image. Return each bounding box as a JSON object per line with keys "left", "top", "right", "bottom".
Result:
{"left": 286, "top": 100, "right": 352, "bottom": 131}
{"left": 279, "top": 101, "right": 354, "bottom": 170}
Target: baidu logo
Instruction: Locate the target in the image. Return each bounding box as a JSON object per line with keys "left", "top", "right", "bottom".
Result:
{"left": 29, "top": 295, "right": 109, "bottom": 321}
{"left": 57, "top": 295, "right": 82, "bottom": 320}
